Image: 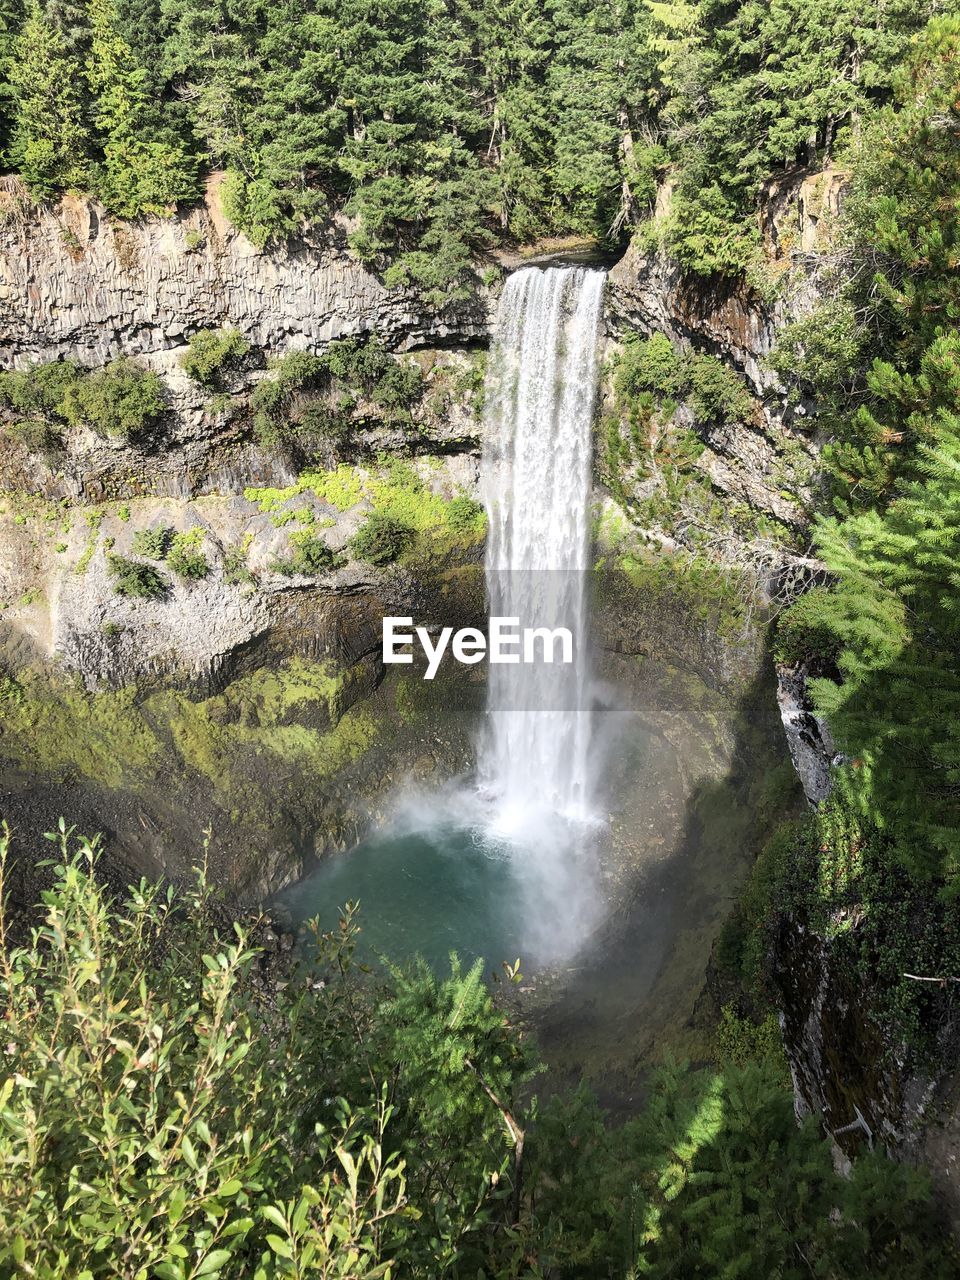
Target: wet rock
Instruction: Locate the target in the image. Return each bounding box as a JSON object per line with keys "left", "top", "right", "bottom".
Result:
{"left": 776, "top": 662, "right": 838, "bottom": 804}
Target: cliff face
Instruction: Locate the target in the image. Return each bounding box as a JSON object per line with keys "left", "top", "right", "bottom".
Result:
{"left": 0, "top": 176, "right": 490, "bottom": 370}
{"left": 602, "top": 169, "right": 844, "bottom": 536}
{"left": 0, "top": 178, "right": 491, "bottom": 502}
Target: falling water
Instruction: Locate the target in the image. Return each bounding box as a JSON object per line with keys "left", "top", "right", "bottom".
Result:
{"left": 480, "top": 265, "right": 606, "bottom": 835}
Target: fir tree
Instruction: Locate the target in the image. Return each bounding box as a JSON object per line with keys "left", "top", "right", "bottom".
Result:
{"left": 7, "top": 2, "right": 89, "bottom": 197}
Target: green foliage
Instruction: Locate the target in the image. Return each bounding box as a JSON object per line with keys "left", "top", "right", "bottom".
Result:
{"left": 85, "top": 0, "right": 197, "bottom": 215}
{"left": 130, "top": 524, "right": 172, "bottom": 559}
{"left": 0, "top": 834, "right": 531, "bottom": 1277}
{"left": 249, "top": 337, "right": 421, "bottom": 448}
{"left": 445, "top": 494, "right": 484, "bottom": 533}
{"left": 0, "top": 0, "right": 940, "bottom": 289}
{"left": 687, "top": 351, "right": 754, "bottom": 425}
{"left": 223, "top": 536, "right": 256, "bottom": 587}
{"left": 167, "top": 529, "right": 209, "bottom": 580}
{"left": 349, "top": 512, "right": 414, "bottom": 566}
{"left": 7, "top": 5, "right": 89, "bottom": 198}
{"left": 60, "top": 358, "right": 165, "bottom": 439}
{"left": 612, "top": 334, "right": 753, "bottom": 428}
{"left": 180, "top": 328, "right": 250, "bottom": 389}
{"left": 0, "top": 359, "right": 82, "bottom": 417}
{"left": 272, "top": 529, "right": 336, "bottom": 577}
{"left": 106, "top": 552, "right": 169, "bottom": 598}
{"left": 614, "top": 332, "right": 688, "bottom": 402}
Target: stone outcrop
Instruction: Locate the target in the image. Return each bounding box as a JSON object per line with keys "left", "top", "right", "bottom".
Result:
{"left": 605, "top": 168, "right": 845, "bottom": 399}
{"left": 776, "top": 662, "right": 838, "bottom": 804}
{"left": 0, "top": 175, "right": 492, "bottom": 370}
{"left": 602, "top": 168, "right": 845, "bottom": 531}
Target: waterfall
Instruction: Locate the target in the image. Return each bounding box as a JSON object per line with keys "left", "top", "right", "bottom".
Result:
{"left": 479, "top": 265, "right": 606, "bottom": 835}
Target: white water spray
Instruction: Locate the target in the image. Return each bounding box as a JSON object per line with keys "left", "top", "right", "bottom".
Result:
{"left": 480, "top": 265, "right": 606, "bottom": 837}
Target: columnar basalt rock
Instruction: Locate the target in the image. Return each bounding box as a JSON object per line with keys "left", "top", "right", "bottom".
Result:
{"left": 0, "top": 177, "right": 493, "bottom": 371}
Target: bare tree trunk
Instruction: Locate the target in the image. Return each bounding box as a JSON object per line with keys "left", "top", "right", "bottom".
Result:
{"left": 465, "top": 1057, "right": 525, "bottom": 1223}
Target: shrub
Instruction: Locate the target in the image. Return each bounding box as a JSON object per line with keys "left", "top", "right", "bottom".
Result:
{"left": 446, "top": 493, "right": 485, "bottom": 533}
{"left": 106, "top": 553, "right": 169, "bottom": 599}
{"left": 348, "top": 512, "right": 415, "bottom": 565}
{"left": 0, "top": 831, "right": 530, "bottom": 1279}
{"left": 0, "top": 360, "right": 84, "bottom": 417}
{"left": 250, "top": 350, "right": 327, "bottom": 445}
{"left": 179, "top": 327, "right": 250, "bottom": 388}
{"left": 60, "top": 359, "right": 165, "bottom": 440}
{"left": 5, "top": 417, "right": 61, "bottom": 453}
{"left": 167, "top": 530, "right": 210, "bottom": 580}
{"left": 687, "top": 353, "right": 755, "bottom": 425}
{"left": 320, "top": 337, "right": 423, "bottom": 410}
{"left": 130, "top": 525, "right": 172, "bottom": 559}
{"left": 272, "top": 530, "right": 337, "bottom": 576}
{"left": 614, "top": 332, "right": 688, "bottom": 402}
{"left": 224, "top": 536, "right": 256, "bottom": 586}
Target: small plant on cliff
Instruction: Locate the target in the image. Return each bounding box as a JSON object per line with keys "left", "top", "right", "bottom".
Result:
{"left": 446, "top": 493, "right": 485, "bottom": 534}
{"left": 106, "top": 552, "right": 168, "bottom": 599}
{"left": 349, "top": 512, "right": 414, "bottom": 565}
{"left": 130, "top": 525, "right": 172, "bottom": 559}
{"left": 250, "top": 350, "right": 327, "bottom": 446}
{"left": 323, "top": 336, "right": 423, "bottom": 412}
{"left": 614, "top": 332, "right": 688, "bottom": 402}
{"left": 272, "top": 529, "right": 337, "bottom": 576}
{"left": 223, "top": 534, "right": 256, "bottom": 586}
{"left": 167, "top": 529, "right": 210, "bottom": 580}
{"left": 60, "top": 359, "right": 166, "bottom": 440}
{"left": 179, "top": 327, "right": 250, "bottom": 388}
{"left": 5, "top": 417, "right": 61, "bottom": 454}
{"left": 687, "top": 352, "right": 755, "bottom": 426}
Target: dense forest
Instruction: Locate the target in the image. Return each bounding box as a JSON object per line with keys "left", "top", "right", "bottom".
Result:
{"left": 2, "top": 0, "right": 960, "bottom": 1274}
{"left": 0, "top": 0, "right": 944, "bottom": 298}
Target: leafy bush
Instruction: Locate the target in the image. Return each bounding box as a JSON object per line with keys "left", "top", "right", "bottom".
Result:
{"left": 0, "top": 826, "right": 953, "bottom": 1279}
{"left": 180, "top": 328, "right": 250, "bottom": 388}
{"left": 223, "top": 537, "right": 256, "bottom": 587}
{"left": 167, "top": 530, "right": 210, "bottom": 581}
{"left": 614, "top": 333, "right": 688, "bottom": 402}
{"left": 272, "top": 530, "right": 337, "bottom": 576}
{"left": 250, "top": 339, "right": 422, "bottom": 448}
{"left": 0, "top": 831, "right": 529, "bottom": 1279}
{"left": 0, "top": 360, "right": 83, "bottom": 417}
{"left": 130, "top": 525, "right": 172, "bottom": 559}
{"left": 106, "top": 553, "right": 169, "bottom": 599}
{"left": 445, "top": 493, "right": 485, "bottom": 533}
{"left": 324, "top": 337, "right": 423, "bottom": 411}
{"left": 612, "top": 337, "right": 753, "bottom": 430}
{"left": 348, "top": 512, "right": 414, "bottom": 565}
{"left": 687, "top": 353, "right": 755, "bottom": 425}
{"left": 61, "top": 359, "right": 166, "bottom": 440}
{"left": 5, "top": 417, "right": 61, "bottom": 453}
{"left": 250, "top": 351, "right": 328, "bottom": 445}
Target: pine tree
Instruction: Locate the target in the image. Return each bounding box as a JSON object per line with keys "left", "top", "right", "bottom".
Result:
{"left": 7, "top": 2, "right": 89, "bottom": 197}
{"left": 86, "top": 0, "right": 197, "bottom": 215}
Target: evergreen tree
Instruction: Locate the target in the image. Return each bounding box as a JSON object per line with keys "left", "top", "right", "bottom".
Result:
{"left": 7, "top": 2, "right": 89, "bottom": 197}
{"left": 86, "top": 0, "right": 197, "bottom": 215}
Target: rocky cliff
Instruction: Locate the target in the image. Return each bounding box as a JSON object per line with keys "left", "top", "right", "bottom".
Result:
{"left": 0, "top": 176, "right": 491, "bottom": 502}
